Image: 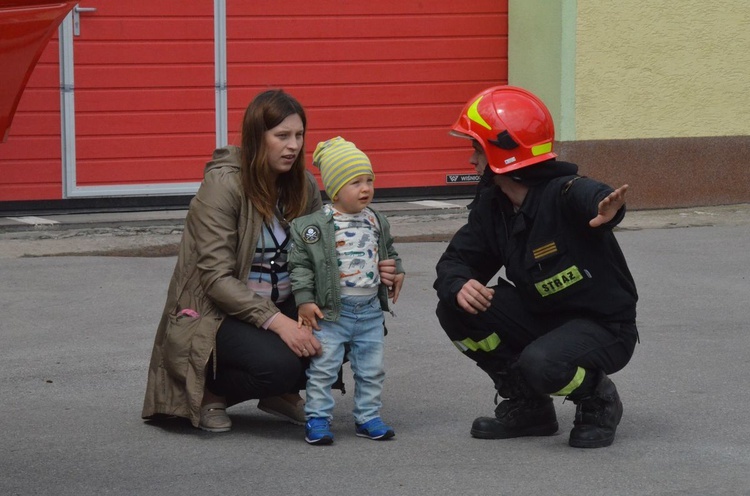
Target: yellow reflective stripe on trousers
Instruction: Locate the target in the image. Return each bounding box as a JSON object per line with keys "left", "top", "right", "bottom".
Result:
{"left": 453, "top": 332, "right": 501, "bottom": 353}
{"left": 553, "top": 366, "right": 586, "bottom": 396}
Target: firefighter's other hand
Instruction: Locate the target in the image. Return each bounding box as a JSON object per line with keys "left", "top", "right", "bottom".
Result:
{"left": 457, "top": 279, "right": 494, "bottom": 314}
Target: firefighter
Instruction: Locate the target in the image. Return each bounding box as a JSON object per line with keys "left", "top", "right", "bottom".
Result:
{"left": 434, "top": 86, "right": 639, "bottom": 448}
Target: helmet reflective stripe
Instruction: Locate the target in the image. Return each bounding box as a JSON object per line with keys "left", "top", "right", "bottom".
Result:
{"left": 553, "top": 366, "right": 586, "bottom": 396}
{"left": 452, "top": 332, "right": 501, "bottom": 353}
{"left": 467, "top": 96, "right": 492, "bottom": 130}
{"left": 532, "top": 142, "right": 553, "bottom": 156}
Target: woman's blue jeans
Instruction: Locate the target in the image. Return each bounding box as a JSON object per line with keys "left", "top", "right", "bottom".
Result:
{"left": 305, "top": 294, "right": 386, "bottom": 425}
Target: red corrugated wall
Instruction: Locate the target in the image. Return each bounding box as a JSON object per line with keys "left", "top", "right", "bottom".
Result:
{"left": 0, "top": 0, "right": 507, "bottom": 202}
{"left": 226, "top": 0, "right": 508, "bottom": 191}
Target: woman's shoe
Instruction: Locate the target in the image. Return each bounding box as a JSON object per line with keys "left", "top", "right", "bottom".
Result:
{"left": 199, "top": 403, "right": 232, "bottom": 432}
{"left": 258, "top": 394, "right": 306, "bottom": 425}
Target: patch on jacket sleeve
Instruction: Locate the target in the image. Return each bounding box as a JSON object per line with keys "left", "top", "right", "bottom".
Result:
{"left": 302, "top": 226, "right": 321, "bottom": 244}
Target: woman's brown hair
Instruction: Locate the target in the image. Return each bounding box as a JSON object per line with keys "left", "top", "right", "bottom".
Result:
{"left": 240, "top": 89, "right": 309, "bottom": 224}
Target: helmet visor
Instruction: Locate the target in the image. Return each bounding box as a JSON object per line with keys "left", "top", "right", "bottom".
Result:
{"left": 449, "top": 129, "right": 473, "bottom": 140}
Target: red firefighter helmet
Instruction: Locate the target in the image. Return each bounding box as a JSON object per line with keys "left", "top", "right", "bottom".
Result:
{"left": 450, "top": 85, "right": 557, "bottom": 175}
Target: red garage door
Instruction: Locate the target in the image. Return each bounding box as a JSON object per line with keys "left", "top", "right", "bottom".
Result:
{"left": 225, "top": 0, "right": 508, "bottom": 194}
{"left": 69, "top": 1, "right": 215, "bottom": 192}
{"left": 0, "top": 0, "right": 215, "bottom": 202}
{"left": 0, "top": 0, "right": 507, "bottom": 204}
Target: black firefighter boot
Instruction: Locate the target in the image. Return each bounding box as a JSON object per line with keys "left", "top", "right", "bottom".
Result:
{"left": 568, "top": 372, "right": 623, "bottom": 448}
{"left": 470, "top": 370, "right": 558, "bottom": 439}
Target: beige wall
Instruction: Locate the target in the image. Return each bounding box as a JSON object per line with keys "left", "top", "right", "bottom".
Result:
{"left": 508, "top": 0, "right": 576, "bottom": 140}
{"left": 576, "top": 1, "right": 750, "bottom": 140}
{"left": 510, "top": 0, "right": 750, "bottom": 141}
{"left": 509, "top": 1, "right": 750, "bottom": 209}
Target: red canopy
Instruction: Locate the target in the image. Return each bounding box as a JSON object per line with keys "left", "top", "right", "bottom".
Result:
{"left": 0, "top": 0, "right": 76, "bottom": 142}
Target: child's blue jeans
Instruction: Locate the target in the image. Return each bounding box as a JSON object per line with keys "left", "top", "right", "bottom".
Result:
{"left": 305, "top": 293, "right": 386, "bottom": 425}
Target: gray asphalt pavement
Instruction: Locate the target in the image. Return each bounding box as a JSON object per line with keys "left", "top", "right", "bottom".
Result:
{"left": 2, "top": 202, "right": 750, "bottom": 495}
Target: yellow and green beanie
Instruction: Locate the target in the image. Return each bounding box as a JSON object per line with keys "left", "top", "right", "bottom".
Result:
{"left": 312, "top": 136, "right": 374, "bottom": 199}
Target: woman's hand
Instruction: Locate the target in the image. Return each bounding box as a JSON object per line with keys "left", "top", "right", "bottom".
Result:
{"left": 590, "top": 184, "right": 629, "bottom": 228}
{"left": 456, "top": 279, "right": 495, "bottom": 314}
{"left": 387, "top": 273, "right": 405, "bottom": 303}
{"left": 268, "top": 313, "right": 321, "bottom": 357}
{"left": 379, "top": 259, "right": 405, "bottom": 303}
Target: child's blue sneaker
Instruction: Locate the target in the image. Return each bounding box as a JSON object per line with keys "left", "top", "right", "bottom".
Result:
{"left": 355, "top": 417, "right": 395, "bottom": 440}
{"left": 305, "top": 417, "right": 333, "bottom": 445}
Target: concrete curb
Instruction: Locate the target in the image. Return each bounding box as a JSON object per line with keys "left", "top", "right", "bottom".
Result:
{"left": 1, "top": 202, "right": 749, "bottom": 259}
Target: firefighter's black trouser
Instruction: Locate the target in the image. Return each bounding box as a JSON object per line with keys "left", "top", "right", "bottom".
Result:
{"left": 435, "top": 279, "right": 638, "bottom": 397}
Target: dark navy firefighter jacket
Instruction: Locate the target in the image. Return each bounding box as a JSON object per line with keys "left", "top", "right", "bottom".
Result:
{"left": 434, "top": 167, "right": 638, "bottom": 324}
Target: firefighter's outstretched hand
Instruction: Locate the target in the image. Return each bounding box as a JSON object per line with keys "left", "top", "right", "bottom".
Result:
{"left": 457, "top": 279, "right": 495, "bottom": 314}
{"left": 590, "top": 184, "right": 629, "bottom": 228}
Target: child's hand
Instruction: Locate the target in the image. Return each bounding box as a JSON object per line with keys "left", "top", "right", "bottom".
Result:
{"left": 297, "top": 302, "right": 324, "bottom": 330}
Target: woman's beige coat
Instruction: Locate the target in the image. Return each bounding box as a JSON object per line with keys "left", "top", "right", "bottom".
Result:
{"left": 141, "top": 146, "right": 322, "bottom": 427}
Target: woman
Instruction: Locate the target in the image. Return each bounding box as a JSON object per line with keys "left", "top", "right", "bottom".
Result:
{"left": 142, "top": 89, "right": 325, "bottom": 432}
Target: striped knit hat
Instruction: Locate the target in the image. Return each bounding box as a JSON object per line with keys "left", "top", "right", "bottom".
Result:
{"left": 312, "top": 137, "right": 374, "bottom": 199}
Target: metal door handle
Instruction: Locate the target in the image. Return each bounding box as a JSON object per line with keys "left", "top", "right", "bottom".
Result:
{"left": 73, "top": 6, "right": 98, "bottom": 36}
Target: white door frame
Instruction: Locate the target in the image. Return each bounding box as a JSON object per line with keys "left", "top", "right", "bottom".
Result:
{"left": 58, "top": 1, "right": 227, "bottom": 199}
